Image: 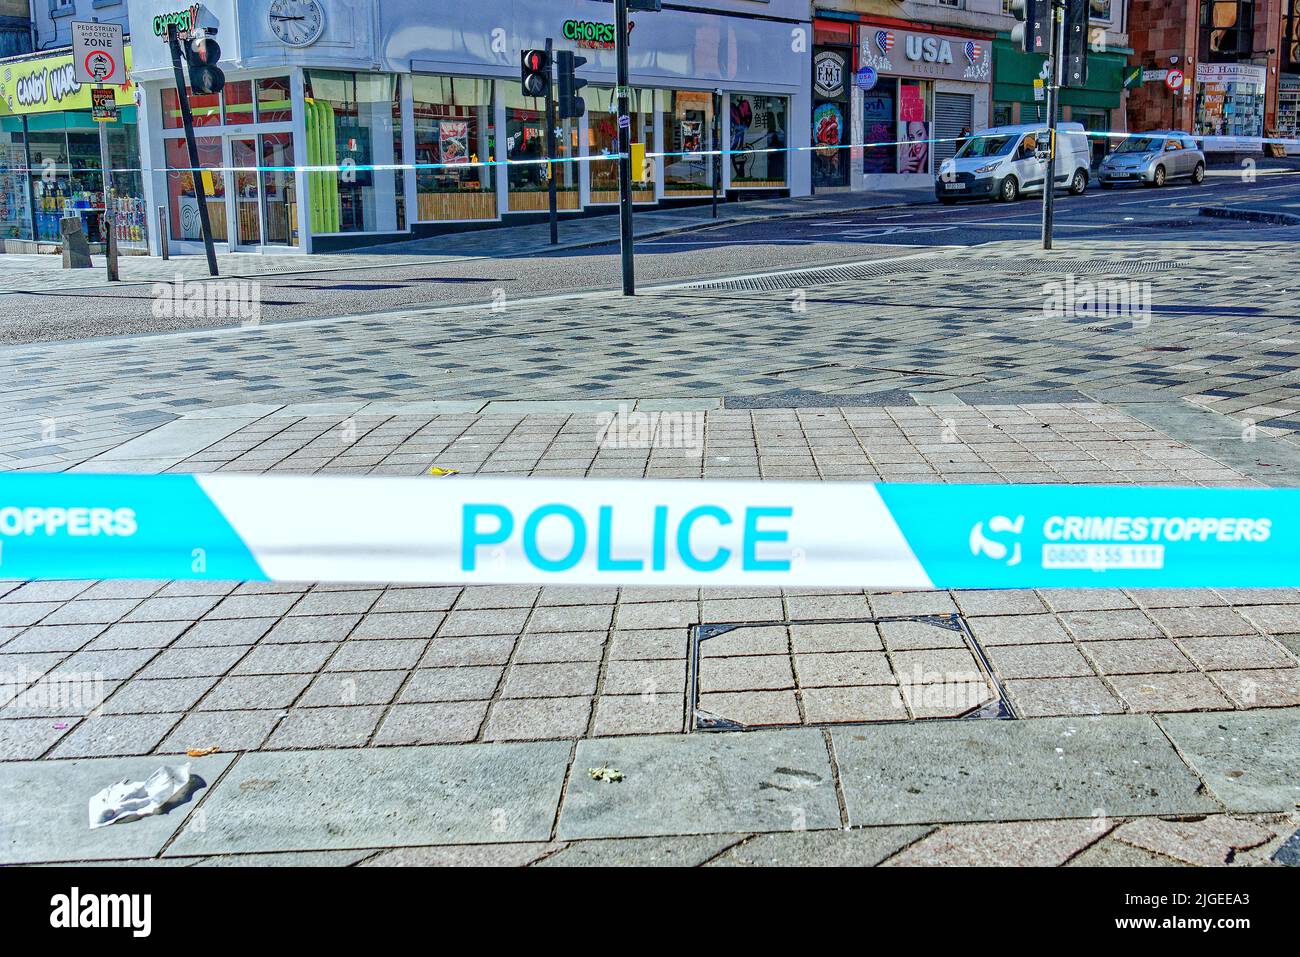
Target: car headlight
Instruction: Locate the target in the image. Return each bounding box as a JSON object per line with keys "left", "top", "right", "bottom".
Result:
{"left": 974, "top": 162, "right": 1001, "bottom": 174}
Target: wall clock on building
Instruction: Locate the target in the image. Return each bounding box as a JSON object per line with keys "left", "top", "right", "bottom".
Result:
{"left": 268, "top": 0, "right": 326, "bottom": 48}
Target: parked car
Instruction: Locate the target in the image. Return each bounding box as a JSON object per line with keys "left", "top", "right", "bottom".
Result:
{"left": 1098, "top": 131, "right": 1206, "bottom": 188}
{"left": 934, "top": 122, "right": 1091, "bottom": 204}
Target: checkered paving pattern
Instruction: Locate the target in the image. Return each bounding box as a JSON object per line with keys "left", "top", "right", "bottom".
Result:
{"left": 2, "top": 237, "right": 1299, "bottom": 473}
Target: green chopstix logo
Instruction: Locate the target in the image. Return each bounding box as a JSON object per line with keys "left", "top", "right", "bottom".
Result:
{"left": 562, "top": 18, "right": 617, "bottom": 48}
{"left": 152, "top": 4, "right": 201, "bottom": 39}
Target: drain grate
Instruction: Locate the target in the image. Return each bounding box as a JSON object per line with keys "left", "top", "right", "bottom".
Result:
{"left": 673, "top": 256, "right": 1182, "bottom": 293}
{"left": 687, "top": 614, "right": 1014, "bottom": 732}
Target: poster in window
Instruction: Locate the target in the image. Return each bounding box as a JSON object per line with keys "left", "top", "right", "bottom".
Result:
{"left": 900, "top": 120, "right": 930, "bottom": 174}
{"left": 681, "top": 120, "right": 702, "bottom": 153}
{"left": 439, "top": 120, "right": 469, "bottom": 165}
{"left": 862, "top": 87, "right": 896, "bottom": 174}
{"left": 900, "top": 85, "right": 925, "bottom": 123}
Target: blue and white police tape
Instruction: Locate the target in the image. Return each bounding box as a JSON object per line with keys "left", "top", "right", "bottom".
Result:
{"left": 0, "top": 474, "right": 1295, "bottom": 589}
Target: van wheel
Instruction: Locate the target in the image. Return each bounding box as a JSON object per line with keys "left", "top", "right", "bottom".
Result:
{"left": 1069, "top": 169, "right": 1088, "bottom": 195}
{"left": 1150, "top": 165, "right": 1167, "bottom": 187}
{"left": 998, "top": 176, "right": 1019, "bottom": 202}
{"left": 1192, "top": 162, "right": 1205, "bottom": 184}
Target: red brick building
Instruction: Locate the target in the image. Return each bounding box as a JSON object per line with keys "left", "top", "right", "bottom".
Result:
{"left": 1126, "top": 0, "right": 1296, "bottom": 149}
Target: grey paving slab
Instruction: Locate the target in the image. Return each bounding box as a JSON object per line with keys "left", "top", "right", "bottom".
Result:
{"left": 559, "top": 729, "right": 839, "bottom": 840}
{"left": 0, "top": 753, "right": 234, "bottom": 864}
{"left": 165, "top": 741, "right": 570, "bottom": 856}
{"left": 1155, "top": 707, "right": 1300, "bottom": 812}
{"left": 535, "top": 833, "right": 741, "bottom": 867}
{"left": 831, "top": 715, "right": 1218, "bottom": 827}
{"left": 82, "top": 416, "right": 259, "bottom": 464}
{"left": 706, "top": 825, "right": 932, "bottom": 867}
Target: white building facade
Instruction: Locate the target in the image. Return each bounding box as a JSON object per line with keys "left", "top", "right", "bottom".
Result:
{"left": 125, "top": 0, "right": 812, "bottom": 255}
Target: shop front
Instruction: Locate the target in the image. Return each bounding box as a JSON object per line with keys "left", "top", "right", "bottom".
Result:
{"left": 127, "top": 0, "right": 810, "bottom": 256}
{"left": 0, "top": 44, "right": 146, "bottom": 253}
{"left": 811, "top": 17, "right": 854, "bottom": 190}
{"left": 856, "top": 21, "right": 992, "bottom": 190}
{"left": 1195, "top": 62, "right": 1268, "bottom": 151}
{"left": 992, "top": 37, "right": 1129, "bottom": 169}
{"left": 1279, "top": 73, "right": 1300, "bottom": 153}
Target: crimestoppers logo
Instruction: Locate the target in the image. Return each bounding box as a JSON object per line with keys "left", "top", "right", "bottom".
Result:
{"left": 969, "top": 515, "right": 1023, "bottom": 566}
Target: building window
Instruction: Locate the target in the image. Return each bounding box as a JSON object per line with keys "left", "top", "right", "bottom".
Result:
{"left": 660, "top": 89, "right": 715, "bottom": 196}
{"left": 303, "top": 70, "right": 404, "bottom": 234}
{"left": 588, "top": 87, "right": 654, "bottom": 203}
{"left": 165, "top": 136, "right": 227, "bottom": 243}
{"left": 1200, "top": 0, "right": 1256, "bottom": 61}
{"left": 411, "top": 75, "right": 496, "bottom": 221}
{"left": 223, "top": 80, "right": 254, "bottom": 126}
{"left": 162, "top": 86, "right": 220, "bottom": 129}
{"left": 862, "top": 78, "right": 898, "bottom": 175}
{"left": 256, "top": 77, "right": 293, "bottom": 123}
{"left": 260, "top": 132, "right": 296, "bottom": 244}
{"left": 162, "top": 78, "right": 292, "bottom": 129}
{"left": 504, "top": 84, "right": 578, "bottom": 212}
{"left": 729, "top": 94, "right": 788, "bottom": 187}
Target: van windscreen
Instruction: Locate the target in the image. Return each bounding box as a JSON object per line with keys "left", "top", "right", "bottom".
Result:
{"left": 957, "top": 135, "right": 1017, "bottom": 158}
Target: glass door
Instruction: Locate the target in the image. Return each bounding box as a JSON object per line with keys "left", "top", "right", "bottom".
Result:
{"left": 229, "top": 136, "right": 262, "bottom": 248}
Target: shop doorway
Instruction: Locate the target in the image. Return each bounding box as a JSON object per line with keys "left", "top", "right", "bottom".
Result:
{"left": 223, "top": 133, "right": 298, "bottom": 251}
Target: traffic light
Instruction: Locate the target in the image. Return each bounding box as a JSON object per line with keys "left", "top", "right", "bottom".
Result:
{"left": 556, "top": 50, "right": 588, "bottom": 119}
{"left": 187, "top": 34, "right": 225, "bottom": 95}
{"left": 520, "top": 49, "right": 549, "bottom": 99}
{"left": 1010, "top": 0, "right": 1051, "bottom": 56}
{"left": 1062, "top": 0, "right": 1090, "bottom": 88}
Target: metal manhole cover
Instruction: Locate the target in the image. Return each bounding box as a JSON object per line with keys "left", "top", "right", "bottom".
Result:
{"left": 687, "top": 614, "right": 1014, "bottom": 732}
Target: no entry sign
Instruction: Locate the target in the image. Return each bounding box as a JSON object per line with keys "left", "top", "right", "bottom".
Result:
{"left": 72, "top": 21, "right": 126, "bottom": 86}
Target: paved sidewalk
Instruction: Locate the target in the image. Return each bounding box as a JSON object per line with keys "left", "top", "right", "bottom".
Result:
{"left": 2, "top": 231, "right": 1298, "bottom": 866}
{"left": 2, "top": 712, "right": 1297, "bottom": 865}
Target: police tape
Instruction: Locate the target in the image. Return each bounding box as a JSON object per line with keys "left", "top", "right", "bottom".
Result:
{"left": 0, "top": 474, "right": 1294, "bottom": 589}
{"left": 20, "top": 130, "right": 1300, "bottom": 177}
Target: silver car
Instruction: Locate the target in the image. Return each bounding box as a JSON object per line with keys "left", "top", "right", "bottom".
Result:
{"left": 1099, "top": 131, "right": 1206, "bottom": 188}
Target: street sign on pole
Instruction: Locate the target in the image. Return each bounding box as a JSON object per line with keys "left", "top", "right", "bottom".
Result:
{"left": 1165, "top": 69, "right": 1185, "bottom": 92}
{"left": 71, "top": 21, "right": 125, "bottom": 85}
{"left": 91, "top": 88, "right": 117, "bottom": 123}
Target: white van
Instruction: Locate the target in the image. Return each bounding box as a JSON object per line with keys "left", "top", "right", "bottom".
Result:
{"left": 935, "top": 122, "right": 1092, "bottom": 203}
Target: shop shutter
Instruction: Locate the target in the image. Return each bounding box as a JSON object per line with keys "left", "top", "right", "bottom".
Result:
{"left": 933, "top": 92, "right": 974, "bottom": 164}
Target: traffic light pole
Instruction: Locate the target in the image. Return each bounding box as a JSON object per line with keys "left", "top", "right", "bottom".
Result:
{"left": 544, "top": 37, "right": 559, "bottom": 246}
{"left": 167, "top": 24, "right": 219, "bottom": 277}
{"left": 1041, "top": 0, "right": 1065, "bottom": 251}
{"left": 614, "top": 0, "right": 636, "bottom": 296}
